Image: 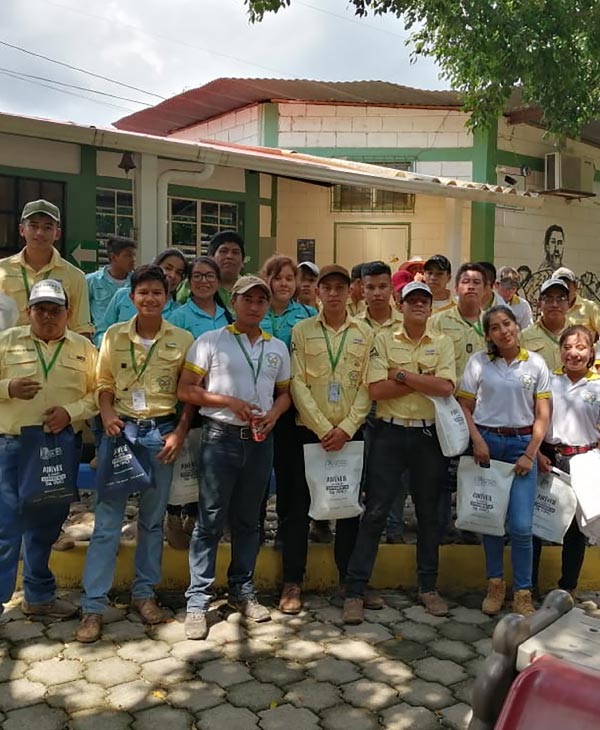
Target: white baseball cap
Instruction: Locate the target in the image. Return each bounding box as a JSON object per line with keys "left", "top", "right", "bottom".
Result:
{"left": 28, "top": 279, "right": 67, "bottom": 307}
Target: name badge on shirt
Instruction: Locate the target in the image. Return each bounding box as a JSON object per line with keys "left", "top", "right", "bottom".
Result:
{"left": 131, "top": 388, "right": 147, "bottom": 412}
{"left": 328, "top": 381, "right": 341, "bottom": 403}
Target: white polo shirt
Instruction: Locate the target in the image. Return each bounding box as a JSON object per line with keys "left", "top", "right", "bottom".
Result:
{"left": 457, "top": 348, "right": 551, "bottom": 428}
{"left": 546, "top": 371, "right": 600, "bottom": 446}
{"left": 184, "top": 324, "right": 290, "bottom": 426}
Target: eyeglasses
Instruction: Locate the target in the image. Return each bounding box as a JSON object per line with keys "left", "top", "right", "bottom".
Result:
{"left": 191, "top": 272, "right": 218, "bottom": 282}
{"left": 541, "top": 295, "right": 568, "bottom": 304}
{"left": 31, "top": 305, "right": 66, "bottom": 318}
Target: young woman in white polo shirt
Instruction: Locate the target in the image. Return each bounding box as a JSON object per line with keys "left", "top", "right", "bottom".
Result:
{"left": 532, "top": 325, "right": 600, "bottom": 598}
{"left": 458, "top": 305, "right": 551, "bottom": 617}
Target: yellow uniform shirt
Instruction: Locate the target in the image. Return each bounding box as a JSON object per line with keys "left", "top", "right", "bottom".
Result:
{"left": 97, "top": 317, "right": 193, "bottom": 419}
{"left": 290, "top": 312, "right": 373, "bottom": 439}
{"left": 431, "top": 295, "right": 456, "bottom": 314}
{"left": 520, "top": 320, "right": 564, "bottom": 372}
{"left": 368, "top": 326, "right": 456, "bottom": 421}
{"left": 347, "top": 299, "right": 367, "bottom": 318}
{"left": 566, "top": 294, "right": 600, "bottom": 337}
{"left": 0, "top": 247, "right": 94, "bottom": 335}
{"left": 358, "top": 306, "right": 403, "bottom": 333}
{"left": 429, "top": 306, "right": 485, "bottom": 379}
{"left": 0, "top": 325, "right": 98, "bottom": 435}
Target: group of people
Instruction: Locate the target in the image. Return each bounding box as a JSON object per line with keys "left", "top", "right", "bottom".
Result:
{"left": 0, "top": 198, "right": 599, "bottom": 645}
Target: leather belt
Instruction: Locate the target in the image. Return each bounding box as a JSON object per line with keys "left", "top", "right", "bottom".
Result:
{"left": 122, "top": 415, "right": 174, "bottom": 427}
{"left": 547, "top": 442, "right": 597, "bottom": 456}
{"left": 478, "top": 425, "right": 533, "bottom": 436}
{"left": 381, "top": 417, "right": 435, "bottom": 428}
{"left": 202, "top": 416, "right": 253, "bottom": 440}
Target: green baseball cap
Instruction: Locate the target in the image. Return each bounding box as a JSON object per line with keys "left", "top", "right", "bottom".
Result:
{"left": 21, "top": 199, "right": 61, "bottom": 224}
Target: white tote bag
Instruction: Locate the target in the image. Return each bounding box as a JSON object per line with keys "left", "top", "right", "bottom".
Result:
{"left": 168, "top": 429, "right": 201, "bottom": 505}
{"left": 456, "top": 456, "right": 514, "bottom": 536}
{"left": 428, "top": 395, "right": 470, "bottom": 457}
{"left": 570, "top": 449, "right": 600, "bottom": 523}
{"left": 532, "top": 468, "right": 577, "bottom": 544}
{"left": 304, "top": 442, "right": 364, "bottom": 520}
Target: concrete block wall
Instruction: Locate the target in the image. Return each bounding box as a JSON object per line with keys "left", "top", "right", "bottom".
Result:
{"left": 277, "top": 103, "right": 473, "bottom": 149}
{"left": 170, "top": 105, "right": 260, "bottom": 146}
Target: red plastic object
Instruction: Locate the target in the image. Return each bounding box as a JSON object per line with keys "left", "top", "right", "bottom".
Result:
{"left": 495, "top": 655, "right": 600, "bottom": 730}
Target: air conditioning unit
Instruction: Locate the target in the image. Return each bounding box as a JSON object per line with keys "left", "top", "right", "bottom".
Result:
{"left": 544, "top": 152, "right": 596, "bottom": 197}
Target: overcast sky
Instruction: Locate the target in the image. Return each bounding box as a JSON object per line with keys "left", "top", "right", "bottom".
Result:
{"left": 0, "top": 0, "right": 446, "bottom": 128}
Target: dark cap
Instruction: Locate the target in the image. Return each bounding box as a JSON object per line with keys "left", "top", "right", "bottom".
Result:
{"left": 424, "top": 254, "right": 451, "bottom": 273}
{"left": 298, "top": 261, "right": 319, "bottom": 277}
{"left": 317, "top": 264, "right": 351, "bottom": 286}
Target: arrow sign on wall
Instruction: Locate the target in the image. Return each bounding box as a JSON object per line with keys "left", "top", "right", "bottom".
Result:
{"left": 71, "top": 242, "right": 97, "bottom": 266}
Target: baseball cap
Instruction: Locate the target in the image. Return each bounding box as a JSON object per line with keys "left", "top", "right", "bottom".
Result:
{"left": 553, "top": 266, "right": 577, "bottom": 283}
{"left": 497, "top": 265, "right": 520, "bottom": 283}
{"left": 21, "top": 199, "right": 61, "bottom": 224}
{"left": 398, "top": 256, "right": 425, "bottom": 274}
{"left": 424, "top": 254, "right": 451, "bottom": 273}
{"left": 28, "top": 279, "right": 67, "bottom": 307}
{"left": 231, "top": 275, "right": 271, "bottom": 299}
{"left": 540, "top": 278, "right": 569, "bottom": 296}
{"left": 298, "top": 261, "right": 319, "bottom": 277}
{"left": 391, "top": 269, "right": 413, "bottom": 293}
{"left": 401, "top": 281, "right": 433, "bottom": 300}
{"left": 316, "top": 264, "right": 351, "bottom": 286}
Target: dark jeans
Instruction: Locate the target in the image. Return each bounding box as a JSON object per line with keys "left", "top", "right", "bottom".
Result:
{"left": 532, "top": 448, "right": 587, "bottom": 591}
{"left": 186, "top": 418, "right": 274, "bottom": 611}
{"left": 345, "top": 419, "right": 447, "bottom": 596}
{"left": 281, "top": 426, "right": 361, "bottom": 585}
{"left": 273, "top": 407, "right": 298, "bottom": 532}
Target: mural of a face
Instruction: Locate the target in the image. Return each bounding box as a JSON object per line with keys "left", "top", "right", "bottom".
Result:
{"left": 543, "top": 225, "right": 565, "bottom": 269}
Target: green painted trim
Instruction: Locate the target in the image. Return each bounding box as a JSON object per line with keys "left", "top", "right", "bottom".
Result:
{"left": 495, "top": 150, "right": 545, "bottom": 173}
{"left": 260, "top": 103, "right": 279, "bottom": 148}
{"left": 290, "top": 147, "right": 473, "bottom": 162}
{"left": 333, "top": 221, "right": 412, "bottom": 263}
{"left": 595, "top": 170, "right": 600, "bottom": 182}
{"left": 65, "top": 145, "right": 97, "bottom": 272}
{"left": 96, "top": 176, "right": 133, "bottom": 191}
{"left": 259, "top": 197, "right": 272, "bottom": 206}
{"left": 0, "top": 164, "right": 77, "bottom": 181}
{"left": 271, "top": 177, "right": 278, "bottom": 238}
{"left": 167, "top": 184, "right": 246, "bottom": 203}
{"left": 470, "top": 123, "right": 497, "bottom": 261}
{"left": 244, "top": 170, "right": 260, "bottom": 273}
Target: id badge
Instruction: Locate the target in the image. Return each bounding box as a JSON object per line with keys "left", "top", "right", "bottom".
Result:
{"left": 131, "top": 388, "right": 147, "bottom": 412}
{"left": 328, "top": 381, "right": 341, "bottom": 403}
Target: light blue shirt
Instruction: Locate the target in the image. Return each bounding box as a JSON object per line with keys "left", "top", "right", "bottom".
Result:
{"left": 167, "top": 299, "right": 229, "bottom": 339}
{"left": 94, "top": 285, "right": 179, "bottom": 346}
{"left": 260, "top": 300, "right": 317, "bottom": 350}
{"left": 86, "top": 266, "right": 131, "bottom": 333}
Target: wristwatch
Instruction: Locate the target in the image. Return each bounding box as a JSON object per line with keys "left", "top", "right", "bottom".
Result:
{"left": 395, "top": 369, "right": 407, "bottom": 383}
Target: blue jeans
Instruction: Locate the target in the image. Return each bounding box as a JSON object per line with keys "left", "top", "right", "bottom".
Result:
{"left": 81, "top": 421, "right": 175, "bottom": 614}
{"left": 480, "top": 430, "right": 537, "bottom": 591}
{"left": 0, "top": 434, "right": 74, "bottom": 612}
{"left": 186, "top": 419, "right": 274, "bottom": 612}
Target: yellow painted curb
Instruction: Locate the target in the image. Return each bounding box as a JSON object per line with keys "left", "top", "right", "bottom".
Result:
{"left": 37, "top": 542, "right": 600, "bottom": 592}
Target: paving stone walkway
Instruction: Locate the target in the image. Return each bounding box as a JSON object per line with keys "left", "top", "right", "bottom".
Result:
{"left": 0, "top": 588, "right": 501, "bottom": 729}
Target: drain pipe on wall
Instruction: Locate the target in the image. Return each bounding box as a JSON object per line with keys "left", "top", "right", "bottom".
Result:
{"left": 157, "top": 166, "right": 216, "bottom": 252}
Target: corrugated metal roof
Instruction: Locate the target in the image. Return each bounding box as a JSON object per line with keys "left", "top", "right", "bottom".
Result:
{"left": 114, "top": 78, "right": 465, "bottom": 136}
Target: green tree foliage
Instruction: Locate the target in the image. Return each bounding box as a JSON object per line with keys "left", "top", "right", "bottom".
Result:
{"left": 245, "top": 0, "right": 600, "bottom": 139}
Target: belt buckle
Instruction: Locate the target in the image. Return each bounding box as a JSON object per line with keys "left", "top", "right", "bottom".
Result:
{"left": 136, "top": 418, "right": 154, "bottom": 428}
{"left": 240, "top": 426, "right": 252, "bottom": 440}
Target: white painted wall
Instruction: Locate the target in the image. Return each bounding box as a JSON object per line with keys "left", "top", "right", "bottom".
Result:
{"left": 277, "top": 103, "right": 473, "bottom": 149}
{"left": 0, "top": 132, "right": 80, "bottom": 174}
{"left": 169, "top": 105, "right": 260, "bottom": 146}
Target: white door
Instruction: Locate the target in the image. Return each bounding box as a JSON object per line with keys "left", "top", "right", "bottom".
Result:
{"left": 335, "top": 224, "right": 410, "bottom": 270}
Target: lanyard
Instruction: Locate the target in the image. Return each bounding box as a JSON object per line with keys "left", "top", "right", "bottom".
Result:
{"left": 234, "top": 334, "right": 265, "bottom": 385}
{"left": 269, "top": 311, "right": 287, "bottom": 338}
{"left": 461, "top": 315, "right": 483, "bottom": 338}
{"left": 33, "top": 339, "right": 65, "bottom": 379}
{"left": 130, "top": 340, "right": 158, "bottom": 380}
{"left": 321, "top": 324, "right": 349, "bottom": 375}
{"left": 21, "top": 267, "right": 52, "bottom": 299}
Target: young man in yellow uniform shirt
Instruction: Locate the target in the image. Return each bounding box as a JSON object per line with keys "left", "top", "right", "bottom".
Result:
{"left": 521, "top": 278, "right": 570, "bottom": 371}
{"left": 0, "top": 279, "right": 97, "bottom": 619}
{"left": 358, "top": 260, "right": 404, "bottom": 332}
{"left": 0, "top": 200, "right": 93, "bottom": 337}
{"left": 554, "top": 266, "right": 600, "bottom": 338}
{"left": 76, "top": 265, "right": 193, "bottom": 643}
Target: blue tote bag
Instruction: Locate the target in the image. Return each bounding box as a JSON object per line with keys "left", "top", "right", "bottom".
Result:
{"left": 95, "top": 434, "right": 152, "bottom": 500}
{"left": 18, "top": 425, "right": 81, "bottom": 507}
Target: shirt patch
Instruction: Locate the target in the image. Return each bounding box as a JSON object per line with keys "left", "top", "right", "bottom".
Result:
{"left": 266, "top": 352, "right": 281, "bottom": 369}
{"left": 424, "top": 348, "right": 436, "bottom": 356}
{"left": 520, "top": 374, "right": 534, "bottom": 390}
{"left": 352, "top": 338, "right": 364, "bottom": 344}
{"left": 156, "top": 375, "right": 175, "bottom": 392}
{"left": 582, "top": 390, "right": 598, "bottom": 405}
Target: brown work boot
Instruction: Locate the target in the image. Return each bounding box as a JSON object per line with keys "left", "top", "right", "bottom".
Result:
{"left": 418, "top": 591, "right": 448, "bottom": 617}
{"left": 343, "top": 597, "right": 364, "bottom": 625}
{"left": 482, "top": 578, "right": 506, "bottom": 615}
{"left": 512, "top": 589, "right": 535, "bottom": 617}
{"left": 22, "top": 598, "right": 78, "bottom": 619}
{"left": 182, "top": 514, "right": 196, "bottom": 537}
{"left": 164, "top": 513, "right": 190, "bottom": 550}
{"left": 51, "top": 532, "right": 75, "bottom": 551}
{"left": 364, "top": 589, "right": 385, "bottom": 610}
{"left": 76, "top": 613, "right": 103, "bottom": 643}
{"left": 278, "top": 583, "right": 302, "bottom": 615}
{"left": 131, "top": 597, "right": 168, "bottom": 624}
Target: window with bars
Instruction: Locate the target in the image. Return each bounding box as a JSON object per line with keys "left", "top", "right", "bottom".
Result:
{"left": 169, "top": 198, "right": 240, "bottom": 257}
{"left": 0, "top": 175, "right": 65, "bottom": 256}
{"left": 331, "top": 162, "right": 415, "bottom": 213}
{"left": 96, "top": 188, "right": 135, "bottom": 264}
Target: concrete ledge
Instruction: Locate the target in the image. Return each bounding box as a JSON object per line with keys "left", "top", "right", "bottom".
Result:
{"left": 36, "top": 543, "right": 600, "bottom": 592}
